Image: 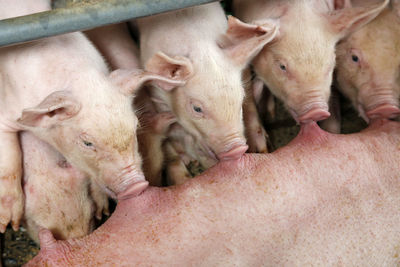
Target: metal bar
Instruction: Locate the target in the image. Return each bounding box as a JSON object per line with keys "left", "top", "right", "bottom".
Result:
{"left": 0, "top": 0, "right": 220, "bottom": 47}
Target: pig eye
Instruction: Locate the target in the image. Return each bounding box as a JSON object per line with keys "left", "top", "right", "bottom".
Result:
{"left": 193, "top": 106, "right": 203, "bottom": 113}
{"left": 79, "top": 133, "right": 96, "bottom": 151}
{"left": 279, "top": 64, "right": 287, "bottom": 71}
{"left": 83, "top": 140, "right": 93, "bottom": 147}
{"left": 351, "top": 55, "right": 359, "bottom": 63}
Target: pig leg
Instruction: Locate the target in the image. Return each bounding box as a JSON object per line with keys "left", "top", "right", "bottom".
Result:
{"left": 90, "top": 181, "right": 109, "bottom": 220}
{"left": 0, "top": 133, "right": 23, "bottom": 233}
{"left": 242, "top": 69, "right": 269, "bottom": 153}
{"left": 320, "top": 87, "right": 342, "bottom": 134}
{"left": 139, "top": 112, "right": 176, "bottom": 186}
{"left": 164, "top": 141, "right": 191, "bottom": 186}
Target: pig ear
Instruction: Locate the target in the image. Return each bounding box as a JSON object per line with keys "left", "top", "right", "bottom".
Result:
{"left": 327, "top": 0, "right": 389, "bottom": 38}
{"left": 17, "top": 91, "right": 81, "bottom": 128}
{"left": 220, "top": 16, "right": 279, "bottom": 68}
{"left": 109, "top": 69, "right": 186, "bottom": 96}
{"left": 145, "top": 52, "right": 194, "bottom": 91}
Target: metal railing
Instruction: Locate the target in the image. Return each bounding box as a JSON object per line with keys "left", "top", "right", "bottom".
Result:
{"left": 0, "top": 0, "right": 220, "bottom": 47}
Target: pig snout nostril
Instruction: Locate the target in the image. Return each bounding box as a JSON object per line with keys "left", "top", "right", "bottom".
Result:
{"left": 298, "top": 109, "right": 331, "bottom": 123}
{"left": 217, "top": 145, "right": 248, "bottom": 161}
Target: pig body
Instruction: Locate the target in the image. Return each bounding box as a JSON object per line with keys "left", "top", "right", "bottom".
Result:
{"left": 85, "top": 23, "right": 141, "bottom": 70}
{"left": 137, "top": 2, "right": 279, "bottom": 183}
{"left": 27, "top": 120, "right": 400, "bottom": 266}
{"left": 21, "top": 132, "right": 95, "bottom": 243}
{"left": 0, "top": 0, "right": 150, "bottom": 232}
{"left": 233, "top": 0, "right": 389, "bottom": 124}
{"left": 336, "top": 1, "right": 400, "bottom": 122}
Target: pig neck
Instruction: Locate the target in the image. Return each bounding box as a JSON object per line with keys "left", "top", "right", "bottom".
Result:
{"left": 0, "top": 32, "right": 109, "bottom": 130}
{"left": 50, "top": 121, "right": 400, "bottom": 265}
{"left": 0, "top": 0, "right": 51, "bottom": 19}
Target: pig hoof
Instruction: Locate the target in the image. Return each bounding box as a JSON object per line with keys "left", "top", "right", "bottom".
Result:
{"left": 0, "top": 189, "right": 24, "bottom": 233}
{"left": 117, "top": 181, "right": 149, "bottom": 200}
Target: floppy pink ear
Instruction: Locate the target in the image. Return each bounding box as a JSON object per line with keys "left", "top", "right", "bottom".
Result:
{"left": 109, "top": 69, "right": 186, "bottom": 96}
{"left": 220, "top": 16, "right": 279, "bottom": 68}
{"left": 327, "top": 0, "right": 389, "bottom": 38}
{"left": 18, "top": 91, "right": 81, "bottom": 128}
{"left": 145, "top": 52, "right": 194, "bottom": 91}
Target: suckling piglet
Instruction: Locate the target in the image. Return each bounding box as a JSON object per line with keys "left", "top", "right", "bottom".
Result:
{"left": 233, "top": 0, "right": 389, "bottom": 124}
{"left": 21, "top": 132, "right": 95, "bottom": 243}
{"left": 137, "top": 2, "right": 279, "bottom": 184}
{"left": 0, "top": 0, "right": 180, "bottom": 232}
{"left": 336, "top": 0, "right": 400, "bottom": 122}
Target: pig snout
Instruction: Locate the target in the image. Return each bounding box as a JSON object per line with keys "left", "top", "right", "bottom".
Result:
{"left": 288, "top": 96, "right": 330, "bottom": 123}
{"left": 116, "top": 164, "right": 148, "bottom": 200}
{"left": 104, "top": 163, "right": 148, "bottom": 200}
{"left": 298, "top": 109, "right": 331, "bottom": 124}
{"left": 217, "top": 144, "right": 248, "bottom": 161}
{"left": 366, "top": 104, "right": 400, "bottom": 120}
{"left": 359, "top": 87, "right": 400, "bottom": 120}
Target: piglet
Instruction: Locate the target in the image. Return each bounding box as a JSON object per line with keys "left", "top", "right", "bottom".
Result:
{"left": 233, "top": 0, "right": 389, "bottom": 124}
{"left": 86, "top": 24, "right": 179, "bottom": 186}
{"left": 336, "top": 0, "right": 400, "bottom": 122}
{"left": 27, "top": 119, "right": 400, "bottom": 266}
{"left": 85, "top": 23, "right": 141, "bottom": 70}
{"left": 137, "top": 2, "right": 279, "bottom": 184}
{"left": 21, "top": 132, "right": 96, "bottom": 243}
{"left": 0, "top": 0, "right": 183, "bottom": 232}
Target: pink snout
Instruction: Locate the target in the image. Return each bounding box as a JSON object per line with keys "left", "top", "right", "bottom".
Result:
{"left": 117, "top": 181, "right": 149, "bottom": 200}
{"left": 217, "top": 145, "right": 248, "bottom": 161}
{"left": 366, "top": 104, "right": 400, "bottom": 120}
{"left": 298, "top": 109, "right": 331, "bottom": 123}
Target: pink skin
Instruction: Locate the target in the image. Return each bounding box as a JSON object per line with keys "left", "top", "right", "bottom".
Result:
{"left": 336, "top": 4, "right": 400, "bottom": 122}
{"left": 233, "top": 0, "right": 389, "bottom": 124}
{"left": 137, "top": 2, "right": 279, "bottom": 173}
{"left": 21, "top": 132, "right": 96, "bottom": 243}
{"left": 0, "top": 0, "right": 184, "bottom": 232}
{"left": 26, "top": 119, "right": 400, "bottom": 266}
{"left": 366, "top": 104, "right": 400, "bottom": 120}
{"left": 298, "top": 109, "right": 331, "bottom": 124}
{"left": 85, "top": 23, "right": 141, "bottom": 70}
{"left": 337, "top": 0, "right": 400, "bottom": 122}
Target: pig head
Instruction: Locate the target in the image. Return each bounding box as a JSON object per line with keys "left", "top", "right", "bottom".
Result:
{"left": 336, "top": 1, "right": 400, "bottom": 122}
{"left": 233, "top": 0, "right": 389, "bottom": 123}
{"left": 17, "top": 70, "right": 178, "bottom": 200}
{"left": 21, "top": 131, "right": 94, "bottom": 243}
{"left": 142, "top": 12, "right": 279, "bottom": 161}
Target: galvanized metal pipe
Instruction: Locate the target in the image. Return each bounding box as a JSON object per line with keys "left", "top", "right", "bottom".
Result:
{"left": 0, "top": 0, "right": 220, "bottom": 47}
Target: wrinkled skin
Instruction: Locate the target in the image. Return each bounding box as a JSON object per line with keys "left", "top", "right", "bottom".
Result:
{"left": 336, "top": 1, "right": 400, "bottom": 122}
{"left": 21, "top": 132, "right": 98, "bottom": 243}
{"left": 27, "top": 119, "right": 400, "bottom": 266}
{"left": 233, "top": 0, "right": 389, "bottom": 124}
{"left": 0, "top": 0, "right": 152, "bottom": 232}
{"left": 137, "top": 2, "right": 280, "bottom": 184}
